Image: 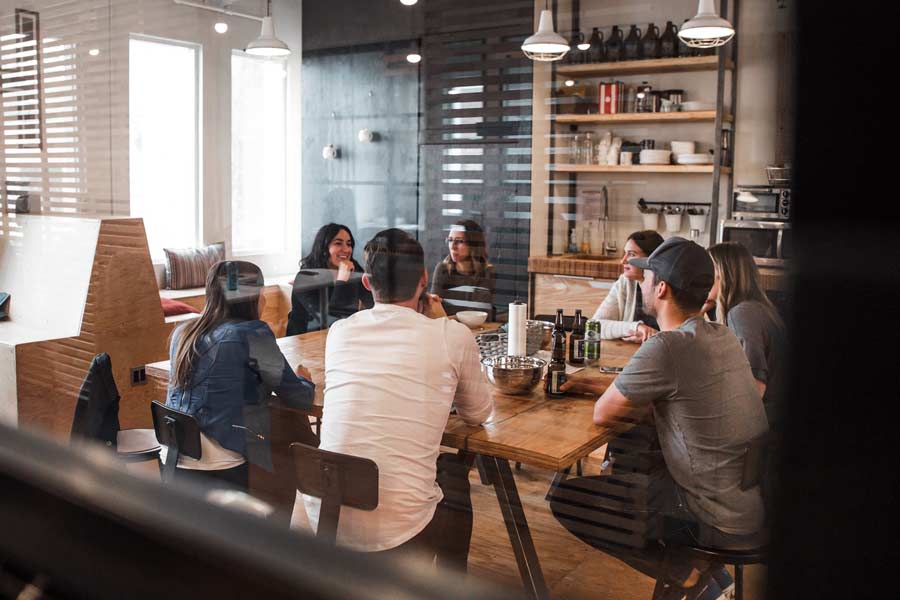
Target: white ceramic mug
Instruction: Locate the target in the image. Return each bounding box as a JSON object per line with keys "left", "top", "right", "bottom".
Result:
{"left": 620, "top": 151, "right": 633, "bottom": 165}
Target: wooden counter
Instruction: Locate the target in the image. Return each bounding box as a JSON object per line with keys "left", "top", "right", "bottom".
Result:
{"left": 528, "top": 255, "right": 623, "bottom": 279}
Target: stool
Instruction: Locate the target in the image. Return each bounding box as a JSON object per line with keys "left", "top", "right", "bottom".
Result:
{"left": 651, "top": 545, "right": 767, "bottom": 600}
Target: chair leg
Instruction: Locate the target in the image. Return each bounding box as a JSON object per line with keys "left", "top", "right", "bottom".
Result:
{"left": 734, "top": 564, "right": 743, "bottom": 600}
{"left": 515, "top": 461, "right": 522, "bottom": 471}
{"left": 576, "top": 459, "right": 583, "bottom": 476}
{"left": 650, "top": 579, "right": 668, "bottom": 600}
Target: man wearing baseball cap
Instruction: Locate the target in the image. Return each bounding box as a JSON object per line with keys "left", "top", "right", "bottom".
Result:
{"left": 551, "top": 237, "right": 769, "bottom": 599}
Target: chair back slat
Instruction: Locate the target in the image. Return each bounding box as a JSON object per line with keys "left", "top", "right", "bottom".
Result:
{"left": 291, "top": 443, "right": 378, "bottom": 543}
{"left": 151, "top": 400, "right": 202, "bottom": 460}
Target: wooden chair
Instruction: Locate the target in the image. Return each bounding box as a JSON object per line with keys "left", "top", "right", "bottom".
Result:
{"left": 290, "top": 442, "right": 378, "bottom": 545}
{"left": 651, "top": 432, "right": 774, "bottom": 600}
{"left": 151, "top": 400, "right": 202, "bottom": 484}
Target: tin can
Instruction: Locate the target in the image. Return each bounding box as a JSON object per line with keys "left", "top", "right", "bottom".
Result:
{"left": 584, "top": 320, "right": 601, "bottom": 361}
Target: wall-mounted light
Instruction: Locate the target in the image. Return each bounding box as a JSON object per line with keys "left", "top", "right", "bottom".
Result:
{"left": 564, "top": 79, "right": 575, "bottom": 87}
{"left": 214, "top": 21, "right": 228, "bottom": 34}
{"left": 358, "top": 129, "right": 375, "bottom": 143}
{"left": 322, "top": 144, "right": 339, "bottom": 160}
{"left": 522, "top": 2, "right": 569, "bottom": 62}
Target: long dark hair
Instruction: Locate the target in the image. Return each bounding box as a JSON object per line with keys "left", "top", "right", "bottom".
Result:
{"left": 171, "top": 261, "right": 263, "bottom": 388}
{"left": 626, "top": 230, "right": 665, "bottom": 256}
{"left": 300, "top": 223, "right": 363, "bottom": 271}
{"left": 708, "top": 242, "right": 779, "bottom": 326}
{"left": 444, "top": 219, "right": 490, "bottom": 278}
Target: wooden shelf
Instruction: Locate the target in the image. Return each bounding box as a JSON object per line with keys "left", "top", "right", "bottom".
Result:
{"left": 552, "top": 164, "right": 731, "bottom": 175}
{"left": 557, "top": 55, "right": 733, "bottom": 78}
{"left": 553, "top": 110, "right": 731, "bottom": 125}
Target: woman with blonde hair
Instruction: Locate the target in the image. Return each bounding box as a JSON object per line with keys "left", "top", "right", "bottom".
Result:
{"left": 706, "top": 242, "right": 786, "bottom": 424}
{"left": 431, "top": 219, "right": 496, "bottom": 315}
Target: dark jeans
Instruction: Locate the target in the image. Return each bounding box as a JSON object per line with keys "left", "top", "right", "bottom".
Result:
{"left": 550, "top": 472, "right": 766, "bottom": 584}
{"left": 375, "top": 453, "right": 473, "bottom": 573}
{"left": 172, "top": 463, "right": 250, "bottom": 492}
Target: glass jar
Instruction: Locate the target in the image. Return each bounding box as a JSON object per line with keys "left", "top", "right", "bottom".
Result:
{"left": 571, "top": 134, "right": 583, "bottom": 164}
{"left": 582, "top": 131, "right": 594, "bottom": 164}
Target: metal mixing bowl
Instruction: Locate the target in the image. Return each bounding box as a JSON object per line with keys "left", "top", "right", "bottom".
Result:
{"left": 481, "top": 355, "right": 547, "bottom": 395}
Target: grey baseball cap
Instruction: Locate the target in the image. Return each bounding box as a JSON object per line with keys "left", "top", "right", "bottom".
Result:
{"left": 628, "top": 236, "right": 714, "bottom": 292}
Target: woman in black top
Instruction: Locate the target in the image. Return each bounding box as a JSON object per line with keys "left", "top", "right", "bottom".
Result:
{"left": 430, "top": 220, "right": 496, "bottom": 316}
{"left": 286, "top": 223, "right": 374, "bottom": 336}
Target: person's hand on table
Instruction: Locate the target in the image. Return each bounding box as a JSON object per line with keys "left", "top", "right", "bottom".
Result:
{"left": 419, "top": 292, "right": 447, "bottom": 319}
{"left": 622, "top": 322, "right": 657, "bottom": 344}
{"left": 557, "top": 370, "right": 614, "bottom": 397}
{"left": 294, "top": 364, "right": 312, "bottom": 381}
{"left": 336, "top": 259, "right": 355, "bottom": 282}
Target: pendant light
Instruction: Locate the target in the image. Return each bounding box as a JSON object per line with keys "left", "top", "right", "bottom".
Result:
{"left": 678, "top": 0, "right": 735, "bottom": 48}
{"left": 522, "top": 2, "right": 569, "bottom": 62}
{"left": 246, "top": 0, "right": 291, "bottom": 57}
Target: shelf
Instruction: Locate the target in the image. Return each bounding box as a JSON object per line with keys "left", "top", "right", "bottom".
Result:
{"left": 552, "top": 164, "right": 731, "bottom": 175}
{"left": 557, "top": 55, "right": 733, "bottom": 78}
{"left": 553, "top": 111, "right": 731, "bottom": 125}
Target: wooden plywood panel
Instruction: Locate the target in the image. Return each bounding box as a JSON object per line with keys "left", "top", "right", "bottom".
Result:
{"left": 532, "top": 273, "right": 615, "bottom": 317}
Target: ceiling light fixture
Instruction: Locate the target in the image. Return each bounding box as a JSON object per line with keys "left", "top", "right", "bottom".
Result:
{"left": 406, "top": 53, "right": 422, "bottom": 64}
{"left": 214, "top": 21, "right": 228, "bottom": 34}
{"left": 564, "top": 79, "right": 575, "bottom": 87}
{"left": 89, "top": 48, "right": 100, "bottom": 57}
{"left": 678, "top": 0, "right": 735, "bottom": 48}
{"left": 522, "top": 2, "right": 569, "bottom": 62}
{"left": 246, "top": 0, "right": 290, "bottom": 56}
{"left": 400, "top": 0, "right": 418, "bottom": 6}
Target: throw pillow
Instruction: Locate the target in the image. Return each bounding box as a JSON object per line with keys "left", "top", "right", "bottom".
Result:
{"left": 163, "top": 242, "right": 225, "bottom": 290}
{"left": 160, "top": 297, "right": 199, "bottom": 317}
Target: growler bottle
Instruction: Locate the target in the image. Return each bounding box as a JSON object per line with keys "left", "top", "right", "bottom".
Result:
{"left": 569, "top": 31, "right": 586, "bottom": 64}
{"left": 640, "top": 22, "right": 661, "bottom": 60}
{"left": 588, "top": 27, "right": 605, "bottom": 63}
{"left": 623, "top": 24, "right": 642, "bottom": 61}
{"left": 568, "top": 309, "right": 585, "bottom": 365}
{"left": 605, "top": 25, "right": 624, "bottom": 62}
{"left": 545, "top": 309, "right": 567, "bottom": 397}
{"left": 678, "top": 19, "right": 696, "bottom": 57}
{"left": 659, "top": 21, "right": 679, "bottom": 58}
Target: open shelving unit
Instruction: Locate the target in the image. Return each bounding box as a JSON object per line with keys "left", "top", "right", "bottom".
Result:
{"left": 546, "top": 0, "right": 740, "bottom": 254}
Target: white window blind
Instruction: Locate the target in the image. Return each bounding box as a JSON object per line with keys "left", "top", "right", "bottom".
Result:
{"left": 128, "top": 35, "right": 200, "bottom": 259}
{"left": 231, "top": 50, "right": 287, "bottom": 256}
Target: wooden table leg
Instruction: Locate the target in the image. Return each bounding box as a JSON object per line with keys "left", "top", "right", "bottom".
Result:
{"left": 480, "top": 455, "right": 550, "bottom": 600}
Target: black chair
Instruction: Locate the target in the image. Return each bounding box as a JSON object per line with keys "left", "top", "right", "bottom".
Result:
{"left": 70, "top": 353, "right": 160, "bottom": 463}
{"left": 651, "top": 432, "right": 774, "bottom": 600}
{"left": 291, "top": 442, "right": 378, "bottom": 545}
{"left": 151, "top": 400, "right": 202, "bottom": 483}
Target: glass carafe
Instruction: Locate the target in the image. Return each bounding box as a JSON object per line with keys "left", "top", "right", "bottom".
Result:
{"left": 582, "top": 131, "right": 594, "bottom": 164}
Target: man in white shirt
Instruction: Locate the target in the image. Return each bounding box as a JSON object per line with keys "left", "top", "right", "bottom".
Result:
{"left": 291, "top": 228, "right": 493, "bottom": 571}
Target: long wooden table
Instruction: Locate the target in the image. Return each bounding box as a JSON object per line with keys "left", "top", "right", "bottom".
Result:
{"left": 146, "top": 325, "right": 638, "bottom": 599}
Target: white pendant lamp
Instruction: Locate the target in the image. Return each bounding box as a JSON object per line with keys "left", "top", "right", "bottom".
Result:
{"left": 522, "top": 3, "right": 569, "bottom": 62}
{"left": 678, "top": 0, "right": 735, "bottom": 48}
{"left": 246, "top": 0, "right": 291, "bottom": 57}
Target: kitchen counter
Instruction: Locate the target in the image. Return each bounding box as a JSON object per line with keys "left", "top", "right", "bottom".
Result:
{"left": 528, "top": 255, "right": 623, "bottom": 279}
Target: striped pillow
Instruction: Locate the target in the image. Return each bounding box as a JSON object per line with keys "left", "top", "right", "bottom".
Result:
{"left": 163, "top": 242, "right": 225, "bottom": 290}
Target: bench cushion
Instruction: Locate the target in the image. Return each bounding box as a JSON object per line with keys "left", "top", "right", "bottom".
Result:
{"left": 163, "top": 242, "right": 225, "bottom": 289}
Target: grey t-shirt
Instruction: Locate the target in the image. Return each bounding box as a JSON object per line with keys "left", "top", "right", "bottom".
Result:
{"left": 727, "top": 300, "right": 786, "bottom": 423}
{"left": 614, "top": 316, "right": 769, "bottom": 536}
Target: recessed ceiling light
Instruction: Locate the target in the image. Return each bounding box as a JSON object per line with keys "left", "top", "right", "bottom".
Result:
{"left": 406, "top": 53, "right": 422, "bottom": 64}
{"left": 89, "top": 48, "right": 100, "bottom": 56}
{"left": 214, "top": 22, "right": 228, "bottom": 34}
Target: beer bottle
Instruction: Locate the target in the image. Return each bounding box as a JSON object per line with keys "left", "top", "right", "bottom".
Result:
{"left": 568, "top": 309, "right": 585, "bottom": 365}
{"left": 546, "top": 309, "right": 567, "bottom": 397}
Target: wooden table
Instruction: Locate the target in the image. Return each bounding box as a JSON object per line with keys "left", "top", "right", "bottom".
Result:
{"left": 146, "top": 325, "right": 638, "bottom": 600}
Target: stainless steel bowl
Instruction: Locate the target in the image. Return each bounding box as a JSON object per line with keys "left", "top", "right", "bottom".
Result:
{"left": 537, "top": 321, "right": 554, "bottom": 350}
{"left": 481, "top": 355, "right": 547, "bottom": 395}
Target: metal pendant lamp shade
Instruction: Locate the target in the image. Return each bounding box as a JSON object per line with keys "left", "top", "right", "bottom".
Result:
{"left": 678, "top": 0, "right": 735, "bottom": 48}
{"left": 522, "top": 9, "right": 570, "bottom": 62}
{"left": 246, "top": 16, "right": 291, "bottom": 56}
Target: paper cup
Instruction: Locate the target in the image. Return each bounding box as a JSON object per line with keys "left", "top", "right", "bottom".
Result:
{"left": 688, "top": 213, "right": 707, "bottom": 232}
{"left": 641, "top": 212, "right": 659, "bottom": 230}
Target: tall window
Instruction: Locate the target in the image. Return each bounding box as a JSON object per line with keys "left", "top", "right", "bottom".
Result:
{"left": 231, "top": 51, "right": 286, "bottom": 255}
{"left": 129, "top": 36, "right": 200, "bottom": 258}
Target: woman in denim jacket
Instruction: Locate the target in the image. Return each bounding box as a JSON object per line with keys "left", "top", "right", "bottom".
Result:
{"left": 166, "top": 260, "right": 315, "bottom": 490}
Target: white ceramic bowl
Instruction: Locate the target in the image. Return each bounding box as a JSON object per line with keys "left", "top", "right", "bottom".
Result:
{"left": 670, "top": 141, "right": 696, "bottom": 155}
{"left": 680, "top": 101, "right": 715, "bottom": 112}
{"left": 639, "top": 149, "right": 672, "bottom": 165}
{"left": 456, "top": 310, "right": 488, "bottom": 328}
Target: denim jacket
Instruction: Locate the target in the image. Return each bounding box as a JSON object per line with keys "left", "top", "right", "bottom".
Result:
{"left": 167, "top": 320, "right": 314, "bottom": 460}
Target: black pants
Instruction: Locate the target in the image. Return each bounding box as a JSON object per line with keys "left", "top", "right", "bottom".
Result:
{"left": 550, "top": 472, "right": 765, "bottom": 584}
{"left": 376, "top": 453, "right": 473, "bottom": 573}
{"left": 172, "top": 463, "right": 250, "bottom": 492}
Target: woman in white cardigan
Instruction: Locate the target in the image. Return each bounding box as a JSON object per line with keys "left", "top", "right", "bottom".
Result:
{"left": 590, "top": 230, "right": 665, "bottom": 343}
